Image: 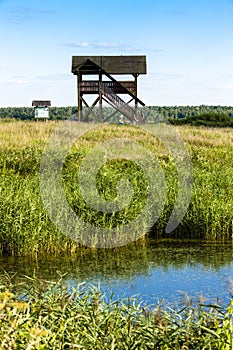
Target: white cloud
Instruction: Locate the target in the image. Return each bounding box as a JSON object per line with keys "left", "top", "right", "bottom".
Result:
{"left": 3, "top": 6, "right": 55, "bottom": 23}
{"left": 151, "top": 72, "right": 188, "bottom": 81}
{"left": 0, "top": 78, "right": 29, "bottom": 85}
{"left": 63, "top": 41, "right": 133, "bottom": 50}
{"left": 62, "top": 41, "right": 163, "bottom": 53}
{"left": 222, "top": 84, "right": 233, "bottom": 90}
{"left": 222, "top": 73, "right": 233, "bottom": 79}
{"left": 35, "top": 74, "right": 72, "bottom": 81}
{"left": 0, "top": 73, "right": 72, "bottom": 87}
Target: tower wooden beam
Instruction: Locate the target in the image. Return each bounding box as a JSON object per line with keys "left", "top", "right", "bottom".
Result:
{"left": 72, "top": 56, "right": 147, "bottom": 123}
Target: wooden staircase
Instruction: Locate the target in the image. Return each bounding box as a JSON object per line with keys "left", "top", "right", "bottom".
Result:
{"left": 101, "top": 83, "right": 144, "bottom": 123}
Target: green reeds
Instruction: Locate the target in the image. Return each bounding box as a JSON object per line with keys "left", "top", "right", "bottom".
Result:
{"left": 0, "top": 273, "right": 233, "bottom": 349}
{"left": 0, "top": 121, "right": 233, "bottom": 255}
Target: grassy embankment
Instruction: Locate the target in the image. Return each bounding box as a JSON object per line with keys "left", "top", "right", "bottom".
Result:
{"left": 1, "top": 273, "right": 233, "bottom": 349}
{"left": 0, "top": 120, "right": 233, "bottom": 255}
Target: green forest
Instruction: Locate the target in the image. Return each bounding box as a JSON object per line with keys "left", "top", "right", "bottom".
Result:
{"left": 1, "top": 105, "right": 233, "bottom": 126}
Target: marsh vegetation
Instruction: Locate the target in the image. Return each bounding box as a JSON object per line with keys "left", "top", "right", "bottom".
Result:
{"left": 1, "top": 273, "right": 233, "bottom": 349}
{"left": 1, "top": 120, "right": 233, "bottom": 348}
{"left": 0, "top": 121, "right": 233, "bottom": 255}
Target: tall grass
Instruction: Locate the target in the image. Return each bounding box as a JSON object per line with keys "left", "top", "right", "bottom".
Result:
{"left": 0, "top": 273, "right": 233, "bottom": 349}
{"left": 0, "top": 121, "right": 233, "bottom": 255}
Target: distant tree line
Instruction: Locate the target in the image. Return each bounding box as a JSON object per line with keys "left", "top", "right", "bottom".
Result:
{"left": 0, "top": 105, "right": 233, "bottom": 126}
{"left": 169, "top": 112, "right": 233, "bottom": 127}
{"left": 0, "top": 106, "right": 78, "bottom": 120}
{"left": 143, "top": 105, "right": 233, "bottom": 121}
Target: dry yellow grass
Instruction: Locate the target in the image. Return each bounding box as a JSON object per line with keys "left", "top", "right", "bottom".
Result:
{"left": 178, "top": 125, "right": 233, "bottom": 147}
{"left": 1, "top": 120, "right": 233, "bottom": 150}
{"left": 0, "top": 120, "right": 58, "bottom": 149}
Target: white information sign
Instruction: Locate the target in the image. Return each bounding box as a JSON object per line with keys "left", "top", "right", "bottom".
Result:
{"left": 35, "top": 107, "right": 49, "bottom": 119}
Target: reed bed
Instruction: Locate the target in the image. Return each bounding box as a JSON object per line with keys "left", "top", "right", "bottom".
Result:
{"left": 0, "top": 273, "right": 233, "bottom": 349}
{"left": 0, "top": 120, "right": 233, "bottom": 255}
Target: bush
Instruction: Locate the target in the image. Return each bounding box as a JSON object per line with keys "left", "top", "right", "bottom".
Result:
{"left": 169, "top": 113, "right": 233, "bottom": 127}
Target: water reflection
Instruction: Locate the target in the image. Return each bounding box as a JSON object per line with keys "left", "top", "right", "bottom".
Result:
{"left": 1, "top": 240, "right": 233, "bottom": 306}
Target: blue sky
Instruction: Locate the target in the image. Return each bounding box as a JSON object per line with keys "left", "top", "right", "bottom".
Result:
{"left": 0, "top": 0, "right": 233, "bottom": 107}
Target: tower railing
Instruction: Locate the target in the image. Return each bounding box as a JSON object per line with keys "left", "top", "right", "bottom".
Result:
{"left": 101, "top": 83, "right": 144, "bottom": 123}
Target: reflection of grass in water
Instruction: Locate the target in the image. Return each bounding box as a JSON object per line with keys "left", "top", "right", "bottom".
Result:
{"left": 0, "top": 273, "right": 233, "bottom": 349}
{"left": 1, "top": 241, "right": 233, "bottom": 282}
{"left": 0, "top": 121, "right": 233, "bottom": 255}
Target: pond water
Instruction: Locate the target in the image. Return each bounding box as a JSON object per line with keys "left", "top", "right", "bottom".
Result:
{"left": 1, "top": 240, "right": 233, "bottom": 307}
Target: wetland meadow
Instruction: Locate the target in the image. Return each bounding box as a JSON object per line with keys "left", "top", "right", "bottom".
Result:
{"left": 1, "top": 120, "right": 233, "bottom": 348}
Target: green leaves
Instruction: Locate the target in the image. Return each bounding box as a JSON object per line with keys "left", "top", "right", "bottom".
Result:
{"left": 1, "top": 274, "right": 233, "bottom": 349}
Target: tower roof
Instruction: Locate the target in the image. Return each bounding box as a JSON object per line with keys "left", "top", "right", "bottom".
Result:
{"left": 72, "top": 55, "right": 147, "bottom": 75}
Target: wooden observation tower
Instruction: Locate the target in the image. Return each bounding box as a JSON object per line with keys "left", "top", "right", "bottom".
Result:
{"left": 71, "top": 55, "right": 147, "bottom": 123}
